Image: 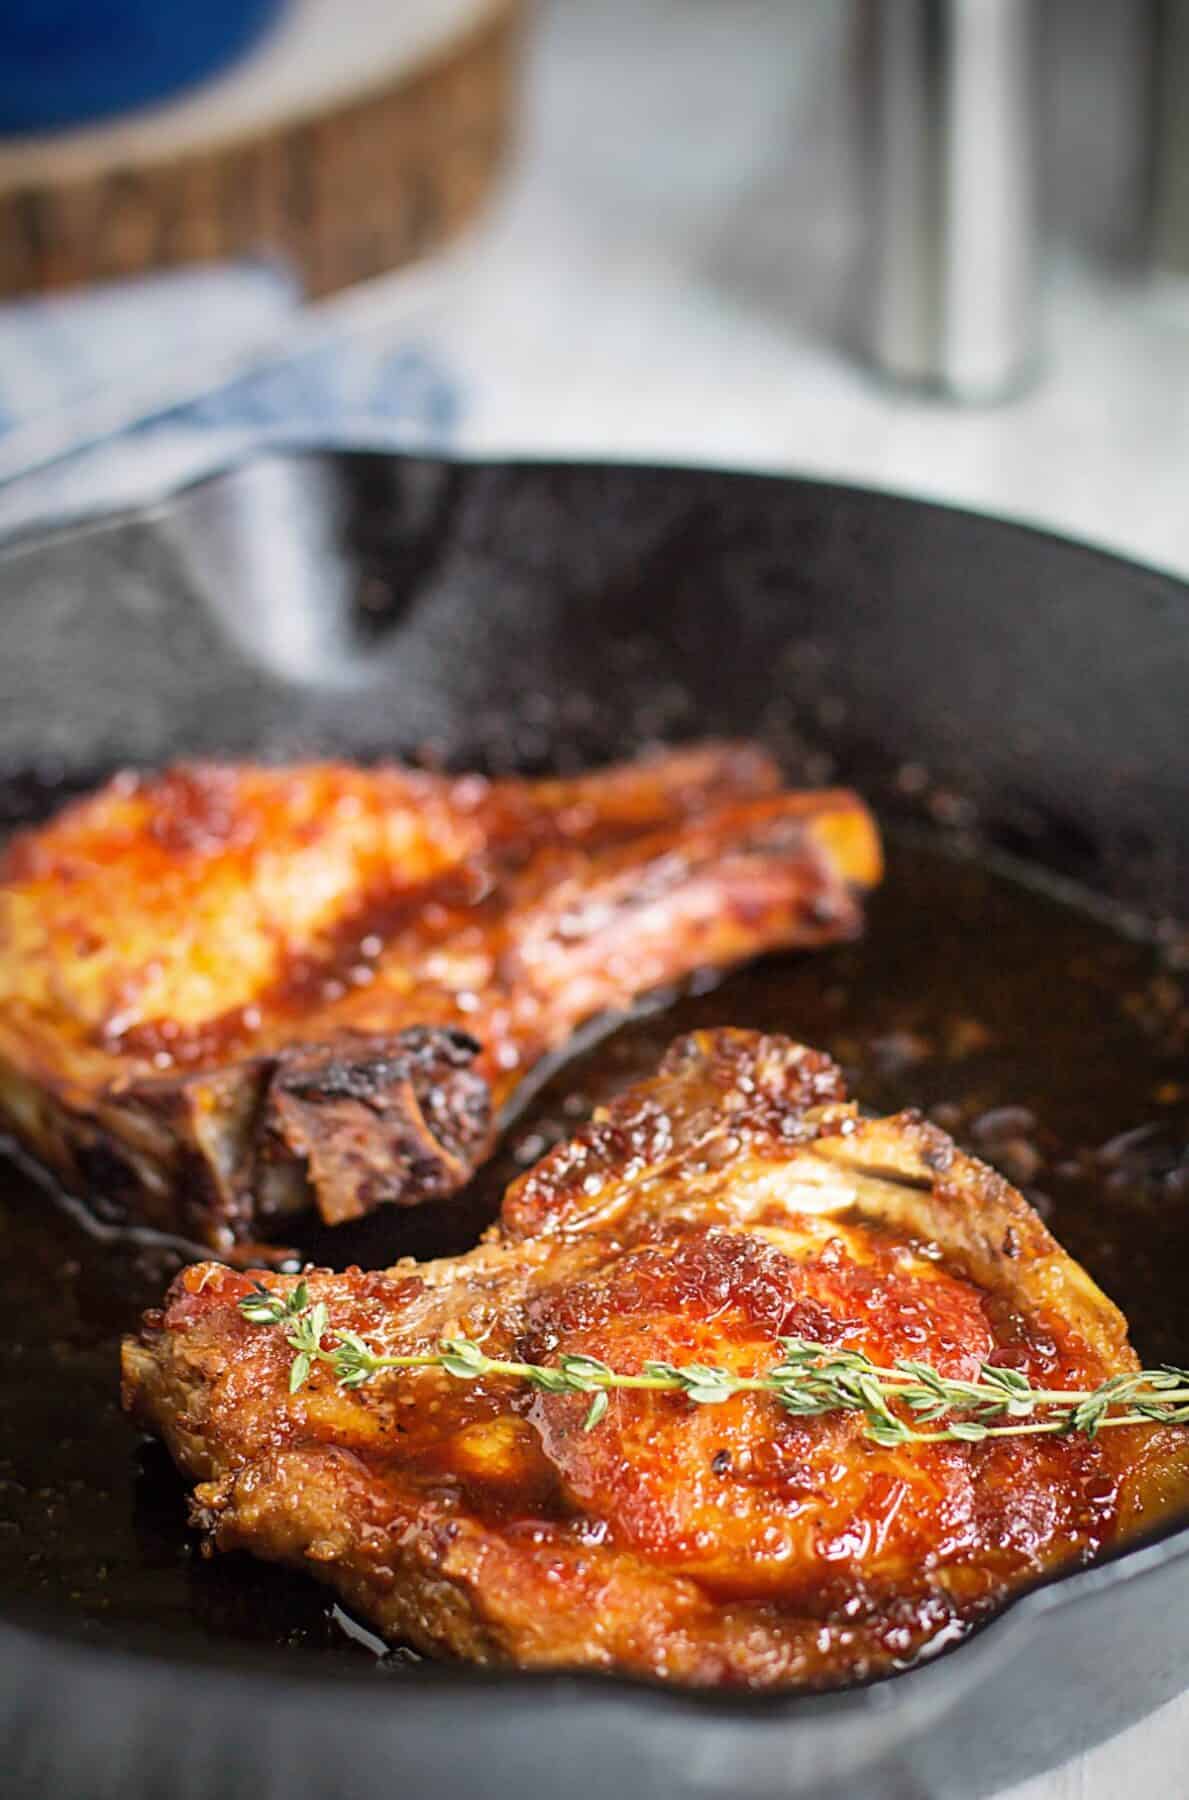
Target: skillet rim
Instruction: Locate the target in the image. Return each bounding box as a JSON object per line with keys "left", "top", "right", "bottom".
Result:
{"left": 1, "top": 439, "right": 1189, "bottom": 593}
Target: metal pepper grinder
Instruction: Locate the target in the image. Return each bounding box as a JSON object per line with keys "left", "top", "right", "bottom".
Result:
{"left": 860, "top": 0, "right": 1040, "bottom": 401}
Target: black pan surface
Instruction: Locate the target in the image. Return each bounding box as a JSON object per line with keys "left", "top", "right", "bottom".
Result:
{"left": 0, "top": 451, "right": 1186, "bottom": 1799}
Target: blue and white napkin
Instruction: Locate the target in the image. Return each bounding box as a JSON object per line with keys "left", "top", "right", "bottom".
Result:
{"left": 0, "top": 260, "right": 462, "bottom": 537}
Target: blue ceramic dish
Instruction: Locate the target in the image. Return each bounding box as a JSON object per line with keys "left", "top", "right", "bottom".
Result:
{"left": 0, "top": 0, "right": 284, "bottom": 134}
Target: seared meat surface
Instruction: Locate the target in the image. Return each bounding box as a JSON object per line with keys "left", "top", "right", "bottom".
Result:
{"left": 0, "top": 746, "right": 879, "bottom": 1248}
{"left": 122, "top": 1029, "right": 1189, "bottom": 1688}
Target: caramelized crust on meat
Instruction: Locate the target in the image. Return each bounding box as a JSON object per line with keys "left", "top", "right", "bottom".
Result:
{"left": 0, "top": 747, "right": 880, "bottom": 1247}
{"left": 122, "top": 1030, "right": 1189, "bottom": 1689}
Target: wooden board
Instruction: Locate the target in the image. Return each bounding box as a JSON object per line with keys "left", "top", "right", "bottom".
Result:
{"left": 0, "top": 0, "right": 525, "bottom": 298}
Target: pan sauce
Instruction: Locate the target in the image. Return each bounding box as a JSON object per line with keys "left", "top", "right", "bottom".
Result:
{"left": 0, "top": 814, "right": 1185, "bottom": 1671}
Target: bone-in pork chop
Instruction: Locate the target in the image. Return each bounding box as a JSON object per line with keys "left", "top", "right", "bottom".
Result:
{"left": 122, "top": 1030, "right": 1189, "bottom": 1688}
{"left": 0, "top": 746, "right": 880, "bottom": 1248}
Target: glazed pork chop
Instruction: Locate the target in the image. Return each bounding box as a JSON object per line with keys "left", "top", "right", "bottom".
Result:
{"left": 122, "top": 1029, "right": 1189, "bottom": 1689}
{"left": 0, "top": 745, "right": 880, "bottom": 1249}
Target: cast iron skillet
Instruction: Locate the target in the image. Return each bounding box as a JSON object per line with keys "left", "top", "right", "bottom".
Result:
{"left": 0, "top": 451, "right": 1186, "bottom": 1800}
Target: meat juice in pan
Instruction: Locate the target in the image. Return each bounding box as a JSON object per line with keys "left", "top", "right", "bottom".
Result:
{"left": 0, "top": 805, "right": 1185, "bottom": 1670}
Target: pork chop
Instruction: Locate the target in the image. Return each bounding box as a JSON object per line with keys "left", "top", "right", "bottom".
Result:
{"left": 122, "top": 1029, "right": 1189, "bottom": 1688}
{"left": 0, "top": 746, "right": 880, "bottom": 1248}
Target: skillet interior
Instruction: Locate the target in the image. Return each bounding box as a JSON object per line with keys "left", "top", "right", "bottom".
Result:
{"left": 0, "top": 451, "right": 1186, "bottom": 1798}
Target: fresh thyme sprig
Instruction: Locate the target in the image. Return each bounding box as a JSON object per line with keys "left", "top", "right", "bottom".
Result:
{"left": 237, "top": 1280, "right": 1189, "bottom": 1445}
